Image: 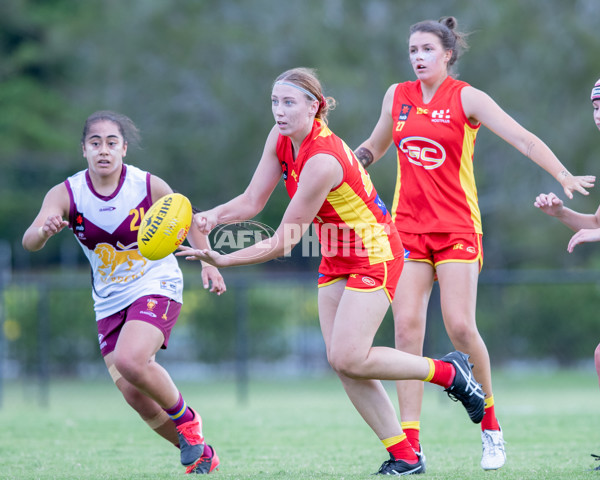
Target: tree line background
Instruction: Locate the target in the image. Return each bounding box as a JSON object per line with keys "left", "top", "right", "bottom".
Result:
{"left": 2, "top": 0, "right": 600, "bottom": 374}
{"left": 3, "top": 0, "right": 600, "bottom": 270}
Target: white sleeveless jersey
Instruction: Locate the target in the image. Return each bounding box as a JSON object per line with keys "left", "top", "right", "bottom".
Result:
{"left": 65, "top": 164, "right": 183, "bottom": 320}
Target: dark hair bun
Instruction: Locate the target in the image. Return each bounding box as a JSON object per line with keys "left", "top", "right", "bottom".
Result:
{"left": 440, "top": 16, "right": 457, "bottom": 30}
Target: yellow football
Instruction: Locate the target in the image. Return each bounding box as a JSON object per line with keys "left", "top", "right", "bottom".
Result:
{"left": 137, "top": 193, "right": 192, "bottom": 260}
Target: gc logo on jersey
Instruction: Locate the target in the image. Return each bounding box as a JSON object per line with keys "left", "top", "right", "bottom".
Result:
{"left": 399, "top": 136, "right": 446, "bottom": 170}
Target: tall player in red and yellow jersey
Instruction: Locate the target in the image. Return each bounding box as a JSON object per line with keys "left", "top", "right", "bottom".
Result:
{"left": 355, "top": 17, "right": 595, "bottom": 471}
{"left": 179, "top": 67, "right": 487, "bottom": 475}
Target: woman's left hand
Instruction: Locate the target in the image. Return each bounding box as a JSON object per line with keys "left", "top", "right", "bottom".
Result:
{"left": 567, "top": 228, "right": 600, "bottom": 253}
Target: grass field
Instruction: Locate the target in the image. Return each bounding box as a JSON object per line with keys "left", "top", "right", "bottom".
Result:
{"left": 1, "top": 368, "right": 599, "bottom": 479}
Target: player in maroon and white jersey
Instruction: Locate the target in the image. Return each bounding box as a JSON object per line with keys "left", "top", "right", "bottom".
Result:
{"left": 355, "top": 17, "right": 595, "bottom": 471}
{"left": 22, "top": 111, "right": 224, "bottom": 474}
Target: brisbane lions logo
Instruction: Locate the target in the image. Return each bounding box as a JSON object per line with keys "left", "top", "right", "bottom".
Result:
{"left": 95, "top": 241, "right": 147, "bottom": 282}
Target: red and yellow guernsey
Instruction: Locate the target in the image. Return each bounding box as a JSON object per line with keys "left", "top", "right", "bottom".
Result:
{"left": 276, "top": 119, "right": 402, "bottom": 276}
{"left": 390, "top": 76, "right": 482, "bottom": 234}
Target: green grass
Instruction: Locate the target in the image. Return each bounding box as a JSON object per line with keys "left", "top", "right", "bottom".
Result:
{"left": 1, "top": 368, "right": 599, "bottom": 479}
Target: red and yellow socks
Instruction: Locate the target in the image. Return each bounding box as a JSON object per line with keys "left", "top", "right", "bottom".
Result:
{"left": 400, "top": 421, "right": 421, "bottom": 452}
{"left": 423, "top": 357, "right": 455, "bottom": 388}
{"left": 382, "top": 434, "right": 418, "bottom": 463}
{"left": 481, "top": 395, "right": 500, "bottom": 431}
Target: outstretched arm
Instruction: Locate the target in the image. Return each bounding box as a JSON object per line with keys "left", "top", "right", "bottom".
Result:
{"left": 22, "top": 183, "right": 70, "bottom": 251}
{"left": 462, "top": 87, "right": 595, "bottom": 199}
{"left": 534, "top": 192, "right": 600, "bottom": 231}
{"left": 150, "top": 174, "right": 226, "bottom": 294}
{"left": 194, "top": 126, "right": 283, "bottom": 234}
{"left": 534, "top": 191, "right": 600, "bottom": 252}
{"left": 354, "top": 84, "right": 397, "bottom": 168}
{"left": 177, "top": 153, "right": 343, "bottom": 268}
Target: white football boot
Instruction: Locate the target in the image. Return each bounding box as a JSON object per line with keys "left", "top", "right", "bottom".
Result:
{"left": 481, "top": 427, "right": 506, "bottom": 470}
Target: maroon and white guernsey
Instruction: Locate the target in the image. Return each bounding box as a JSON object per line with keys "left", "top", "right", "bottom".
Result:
{"left": 65, "top": 164, "right": 183, "bottom": 320}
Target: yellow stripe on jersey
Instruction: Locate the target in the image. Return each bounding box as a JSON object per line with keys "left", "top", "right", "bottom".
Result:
{"left": 459, "top": 124, "right": 482, "bottom": 233}
{"left": 316, "top": 122, "right": 333, "bottom": 139}
{"left": 390, "top": 150, "right": 402, "bottom": 224}
{"left": 326, "top": 183, "right": 394, "bottom": 265}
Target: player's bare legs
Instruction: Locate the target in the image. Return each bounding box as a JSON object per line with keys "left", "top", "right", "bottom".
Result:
{"left": 393, "top": 261, "right": 434, "bottom": 411}
{"left": 318, "top": 281, "right": 404, "bottom": 440}
{"left": 321, "top": 284, "right": 431, "bottom": 381}
{"left": 104, "top": 352, "right": 179, "bottom": 445}
{"left": 394, "top": 261, "right": 492, "bottom": 413}
{"left": 319, "top": 280, "right": 426, "bottom": 473}
{"left": 318, "top": 280, "right": 484, "bottom": 474}
{"left": 438, "top": 262, "right": 504, "bottom": 469}
{"left": 111, "top": 320, "right": 180, "bottom": 407}
{"left": 393, "top": 261, "right": 434, "bottom": 452}
{"left": 594, "top": 344, "right": 600, "bottom": 389}
{"left": 105, "top": 321, "right": 210, "bottom": 471}
{"left": 436, "top": 262, "right": 492, "bottom": 400}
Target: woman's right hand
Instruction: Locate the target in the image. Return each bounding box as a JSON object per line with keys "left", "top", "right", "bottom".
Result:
{"left": 193, "top": 210, "right": 219, "bottom": 235}
{"left": 40, "top": 214, "right": 69, "bottom": 239}
{"left": 534, "top": 192, "right": 564, "bottom": 217}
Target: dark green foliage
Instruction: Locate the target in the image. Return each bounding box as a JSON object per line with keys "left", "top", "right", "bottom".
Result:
{"left": 5, "top": 0, "right": 600, "bottom": 271}
{"left": 5, "top": 1, "right": 600, "bottom": 370}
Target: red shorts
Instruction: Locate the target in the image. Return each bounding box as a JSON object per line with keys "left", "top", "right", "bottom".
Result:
{"left": 317, "top": 256, "right": 403, "bottom": 302}
{"left": 400, "top": 231, "right": 483, "bottom": 271}
{"left": 96, "top": 295, "right": 182, "bottom": 357}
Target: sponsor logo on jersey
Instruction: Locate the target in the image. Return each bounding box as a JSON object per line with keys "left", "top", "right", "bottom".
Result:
{"left": 75, "top": 211, "right": 85, "bottom": 232}
{"left": 374, "top": 194, "right": 388, "bottom": 216}
{"left": 399, "top": 136, "right": 446, "bottom": 169}
{"left": 431, "top": 109, "right": 451, "bottom": 123}
{"left": 160, "top": 280, "right": 178, "bottom": 292}
{"left": 282, "top": 161, "right": 289, "bottom": 180}
{"left": 99, "top": 206, "right": 116, "bottom": 212}
{"left": 398, "top": 104, "right": 412, "bottom": 121}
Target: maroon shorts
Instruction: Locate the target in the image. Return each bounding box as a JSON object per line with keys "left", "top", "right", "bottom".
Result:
{"left": 317, "top": 256, "right": 403, "bottom": 303}
{"left": 96, "top": 295, "right": 182, "bottom": 357}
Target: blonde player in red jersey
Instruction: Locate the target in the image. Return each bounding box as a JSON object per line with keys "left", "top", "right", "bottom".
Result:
{"left": 354, "top": 17, "right": 595, "bottom": 471}
{"left": 178, "top": 67, "right": 486, "bottom": 475}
